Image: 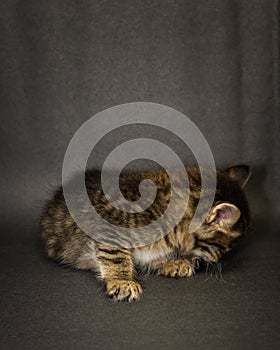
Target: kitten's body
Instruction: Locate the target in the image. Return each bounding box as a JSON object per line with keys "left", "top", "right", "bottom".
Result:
{"left": 41, "top": 166, "right": 250, "bottom": 301}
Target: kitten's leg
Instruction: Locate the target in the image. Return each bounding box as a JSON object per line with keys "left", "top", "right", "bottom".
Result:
{"left": 95, "top": 243, "right": 142, "bottom": 302}
{"left": 158, "top": 258, "right": 199, "bottom": 278}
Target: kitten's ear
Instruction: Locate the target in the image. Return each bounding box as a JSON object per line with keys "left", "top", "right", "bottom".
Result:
{"left": 207, "top": 203, "right": 241, "bottom": 227}
{"left": 223, "top": 165, "right": 251, "bottom": 188}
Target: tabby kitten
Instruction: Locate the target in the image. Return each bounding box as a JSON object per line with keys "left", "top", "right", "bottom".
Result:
{"left": 41, "top": 165, "right": 250, "bottom": 302}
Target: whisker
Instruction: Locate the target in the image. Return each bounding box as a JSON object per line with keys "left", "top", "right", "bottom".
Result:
{"left": 214, "top": 262, "right": 230, "bottom": 285}
{"left": 203, "top": 261, "right": 229, "bottom": 285}
{"left": 215, "top": 263, "right": 221, "bottom": 280}
{"left": 203, "top": 262, "right": 214, "bottom": 282}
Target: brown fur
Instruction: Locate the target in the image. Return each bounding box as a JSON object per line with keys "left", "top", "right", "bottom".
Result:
{"left": 41, "top": 165, "right": 250, "bottom": 302}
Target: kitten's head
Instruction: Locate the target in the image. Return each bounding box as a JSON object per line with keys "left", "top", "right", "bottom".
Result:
{"left": 192, "top": 165, "right": 251, "bottom": 263}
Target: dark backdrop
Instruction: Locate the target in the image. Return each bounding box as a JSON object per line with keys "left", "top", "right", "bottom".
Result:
{"left": 1, "top": 1, "right": 279, "bottom": 349}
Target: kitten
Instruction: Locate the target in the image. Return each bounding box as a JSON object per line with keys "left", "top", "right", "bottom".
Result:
{"left": 41, "top": 165, "right": 250, "bottom": 302}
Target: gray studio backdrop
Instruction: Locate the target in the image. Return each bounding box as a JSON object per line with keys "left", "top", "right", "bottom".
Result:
{"left": 1, "top": 2, "right": 280, "bottom": 350}
{"left": 1, "top": 0, "right": 279, "bottom": 228}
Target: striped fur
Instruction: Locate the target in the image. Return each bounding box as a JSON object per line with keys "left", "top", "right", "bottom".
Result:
{"left": 41, "top": 165, "right": 250, "bottom": 302}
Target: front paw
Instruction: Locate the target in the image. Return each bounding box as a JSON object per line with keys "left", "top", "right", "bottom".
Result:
{"left": 159, "top": 259, "right": 195, "bottom": 278}
{"left": 105, "top": 279, "right": 142, "bottom": 302}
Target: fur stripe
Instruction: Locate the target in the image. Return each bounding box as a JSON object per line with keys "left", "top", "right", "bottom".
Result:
{"left": 203, "top": 241, "right": 226, "bottom": 251}
{"left": 98, "top": 248, "right": 125, "bottom": 255}
{"left": 98, "top": 256, "right": 125, "bottom": 264}
{"left": 164, "top": 234, "right": 173, "bottom": 249}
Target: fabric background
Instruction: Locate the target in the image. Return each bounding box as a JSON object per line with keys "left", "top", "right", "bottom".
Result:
{"left": 1, "top": 1, "right": 279, "bottom": 349}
